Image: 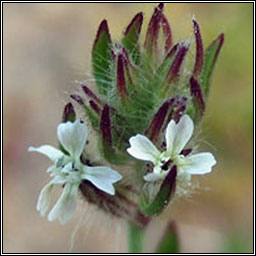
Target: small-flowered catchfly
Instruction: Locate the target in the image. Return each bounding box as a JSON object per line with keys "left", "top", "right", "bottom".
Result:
{"left": 29, "top": 3, "right": 224, "bottom": 252}
{"left": 29, "top": 120, "right": 122, "bottom": 224}
{"left": 127, "top": 115, "right": 216, "bottom": 182}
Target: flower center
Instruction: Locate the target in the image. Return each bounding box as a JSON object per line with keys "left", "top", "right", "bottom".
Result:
{"left": 161, "top": 159, "right": 173, "bottom": 171}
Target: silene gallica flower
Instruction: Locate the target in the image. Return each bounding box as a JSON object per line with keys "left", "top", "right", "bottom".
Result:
{"left": 127, "top": 114, "right": 216, "bottom": 182}
{"left": 29, "top": 119, "right": 122, "bottom": 224}
{"left": 29, "top": 3, "right": 224, "bottom": 252}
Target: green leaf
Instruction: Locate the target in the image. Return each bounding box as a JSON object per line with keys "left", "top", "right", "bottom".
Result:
{"left": 92, "top": 20, "right": 113, "bottom": 96}
{"left": 200, "top": 33, "right": 224, "bottom": 97}
{"left": 156, "top": 221, "right": 179, "bottom": 253}
{"left": 140, "top": 166, "right": 177, "bottom": 216}
{"left": 122, "top": 12, "right": 143, "bottom": 65}
{"left": 99, "top": 105, "right": 127, "bottom": 164}
{"left": 153, "top": 44, "right": 178, "bottom": 93}
{"left": 83, "top": 105, "right": 99, "bottom": 129}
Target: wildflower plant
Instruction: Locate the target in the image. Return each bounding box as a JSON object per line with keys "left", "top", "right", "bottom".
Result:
{"left": 29, "top": 3, "right": 224, "bottom": 253}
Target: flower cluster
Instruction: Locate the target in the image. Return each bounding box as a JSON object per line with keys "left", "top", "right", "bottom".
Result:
{"left": 29, "top": 119, "right": 122, "bottom": 224}
{"left": 29, "top": 3, "right": 223, "bottom": 225}
{"left": 128, "top": 114, "right": 216, "bottom": 182}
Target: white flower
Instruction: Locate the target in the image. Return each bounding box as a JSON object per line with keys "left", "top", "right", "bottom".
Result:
{"left": 127, "top": 115, "right": 216, "bottom": 182}
{"left": 29, "top": 120, "right": 122, "bottom": 224}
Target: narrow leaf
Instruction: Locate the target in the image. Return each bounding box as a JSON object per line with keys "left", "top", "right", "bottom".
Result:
{"left": 145, "top": 99, "right": 173, "bottom": 142}
{"left": 161, "top": 14, "right": 173, "bottom": 54}
{"left": 144, "top": 3, "right": 164, "bottom": 54}
{"left": 70, "top": 94, "right": 84, "bottom": 106}
{"left": 122, "top": 12, "right": 143, "bottom": 65}
{"left": 81, "top": 84, "right": 102, "bottom": 105}
{"left": 193, "top": 19, "right": 204, "bottom": 76}
{"left": 140, "top": 166, "right": 177, "bottom": 216}
{"left": 190, "top": 76, "right": 205, "bottom": 119}
{"left": 100, "top": 105, "right": 112, "bottom": 147}
{"left": 99, "top": 105, "right": 125, "bottom": 164}
{"left": 117, "top": 53, "right": 129, "bottom": 102}
{"left": 166, "top": 43, "right": 189, "bottom": 83}
{"left": 92, "top": 20, "right": 113, "bottom": 96}
{"left": 89, "top": 100, "right": 101, "bottom": 115}
{"left": 153, "top": 44, "right": 179, "bottom": 90}
{"left": 156, "top": 221, "right": 179, "bottom": 253}
{"left": 200, "top": 33, "right": 224, "bottom": 96}
{"left": 83, "top": 105, "right": 99, "bottom": 129}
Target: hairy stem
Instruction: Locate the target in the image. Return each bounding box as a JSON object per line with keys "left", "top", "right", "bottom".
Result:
{"left": 127, "top": 221, "right": 146, "bottom": 253}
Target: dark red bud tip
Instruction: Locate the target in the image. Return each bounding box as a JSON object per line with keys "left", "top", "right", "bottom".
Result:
{"left": 124, "top": 12, "right": 143, "bottom": 36}
{"left": 160, "top": 165, "right": 177, "bottom": 201}
{"left": 144, "top": 3, "right": 164, "bottom": 53}
{"left": 157, "top": 3, "right": 164, "bottom": 11}
{"left": 213, "top": 33, "right": 224, "bottom": 62}
{"left": 180, "top": 148, "right": 192, "bottom": 156}
{"left": 89, "top": 100, "right": 101, "bottom": 115}
{"left": 117, "top": 53, "right": 128, "bottom": 100}
{"left": 100, "top": 105, "right": 112, "bottom": 146}
{"left": 181, "top": 96, "right": 188, "bottom": 103}
{"left": 165, "top": 43, "right": 179, "bottom": 60}
{"left": 167, "top": 43, "right": 189, "bottom": 83}
{"left": 162, "top": 14, "right": 173, "bottom": 53}
{"left": 219, "top": 33, "right": 225, "bottom": 44}
{"left": 190, "top": 76, "right": 205, "bottom": 114}
{"left": 81, "top": 84, "right": 102, "bottom": 104}
{"left": 70, "top": 94, "right": 84, "bottom": 105}
{"left": 193, "top": 19, "right": 204, "bottom": 76}
{"left": 173, "top": 105, "right": 186, "bottom": 123}
{"left": 145, "top": 99, "right": 173, "bottom": 142}
{"left": 62, "top": 102, "right": 76, "bottom": 123}
{"left": 93, "top": 19, "right": 111, "bottom": 47}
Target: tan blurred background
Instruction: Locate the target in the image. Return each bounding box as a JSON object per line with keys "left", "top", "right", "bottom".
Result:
{"left": 3, "top": 3, "right": 253, "bottom": 253}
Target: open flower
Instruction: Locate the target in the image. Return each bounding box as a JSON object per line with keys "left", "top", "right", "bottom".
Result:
{"left": 29, "top": 120, "right": 122, "bottom": 224}
{"left": 127, "top": 115, "right": 216, "bottom": 182}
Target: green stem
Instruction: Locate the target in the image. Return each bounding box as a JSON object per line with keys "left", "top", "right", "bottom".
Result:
{"left": 127, "top": 221, "right": 146, "bottom": 253}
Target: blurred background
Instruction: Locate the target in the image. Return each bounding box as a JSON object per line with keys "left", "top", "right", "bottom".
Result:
{"left": 3, "top": 3, "right": 253, "bottom": 253}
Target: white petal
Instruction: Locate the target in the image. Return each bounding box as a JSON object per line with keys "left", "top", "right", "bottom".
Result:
{"left": 144, "top": 172, "right": 167, "bottom": 182}
{"left": 61, "top": 162, "right": 73, "bottom": 174}
{"left": 28, "top": 145, "right": 64, "bottom": 163}
{"left": 127, "top": 134, "right": 161, "bottom": 164}
{"left": 177, "top": 152, "right": 216, "bottom": 175}
{"left": 48, "top": 183, "right": 79, "bottom": 224}
{"left": 165, "top": 115, "right": 194, "bottom": 157}
{"left": 36, "top": 182, "right": 54, "bottom": 216}
{"left": 82, "top": 166, "right": 122, "bottom": 195}
{"left": 57, "top": 120, "right": 88, "bottom": 160}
